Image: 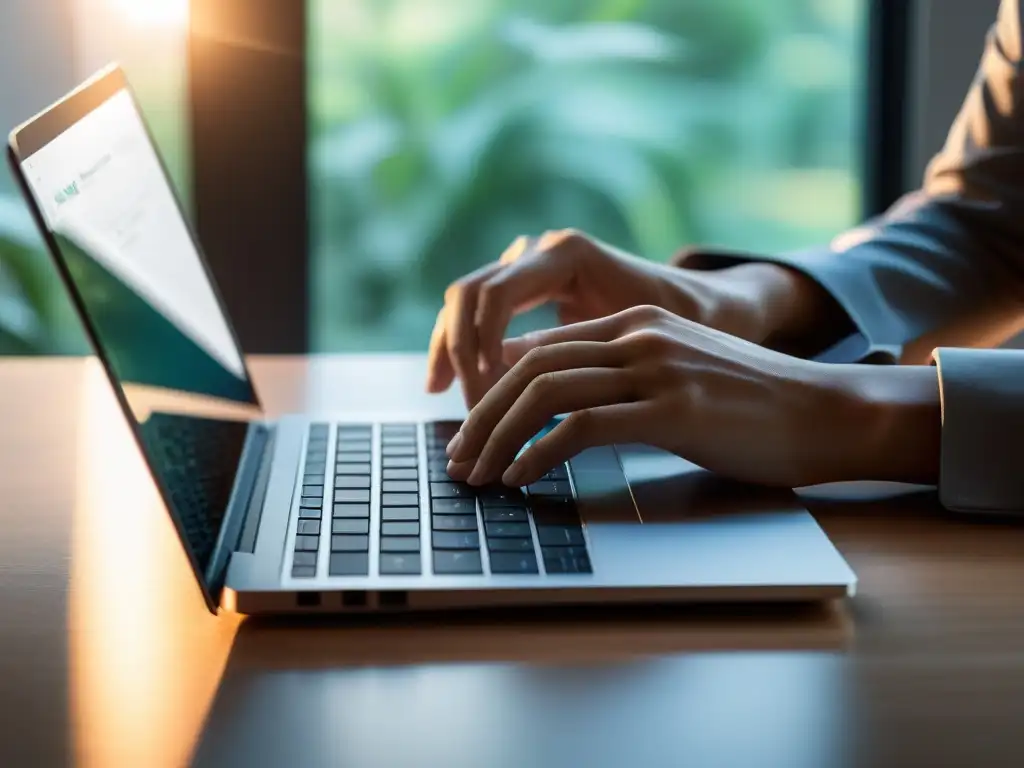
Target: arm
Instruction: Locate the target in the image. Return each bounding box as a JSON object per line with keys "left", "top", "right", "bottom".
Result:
{"left": 675, "top": 0, "right": 1024, "bottom": 511}
{"left": 680, "top": 0, "right": 1024, "bottom": 364}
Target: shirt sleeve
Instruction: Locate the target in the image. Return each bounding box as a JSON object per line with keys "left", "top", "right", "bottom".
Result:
{"left": 932, "top": 347, "right": 1024, "bottom": 513}
{"left": 678, "top": 0, "right": 1024, "bottom": 366}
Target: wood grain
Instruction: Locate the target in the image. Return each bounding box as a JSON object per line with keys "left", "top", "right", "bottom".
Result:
{"left": 1, "top": 356, "right": 1022, "bottom": 768}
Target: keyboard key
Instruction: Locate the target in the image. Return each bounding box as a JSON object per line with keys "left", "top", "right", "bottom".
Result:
{"left": 332, "top": 518, "right": 369, "bottom": 535}
{"left": 382, "top": 493, "right": 419, "bottom": 507}
{"left": 382, "top": 480, "right": 418, "bottom": 494}
{"left": 297, "top": 519, "right": 321, "bottom": 535}
{"left": 335, "top": 475, "right": 371, "bottom": 490}
{"left": 478, "top": 486, "right": 526, "bottom": 506}
{"left": 530, "top": 507, "right": 580, "bottom": 526}
{"left": 428, "top": 468, "right": 454, "bottom": 482}
{"left": 306, "top": 452, "right": 328, "bottom": 464}
{"left": 303, "top": 473, "right": 325, "bottom": 484}
{"left": 432, "top": 530, "right": 480, "bottom": 550}
{"left": 530, "top": 496, "right": 577, "bottom": 515}
{"left": 382, "top": 435, "right": 417, "bottom": 446}
{"left": 335, "top": 462, "right": 371, "bottom": 476}
{"left": 489, "top": 551, "right": 539, "bottom": 574}
{"left": 309, "top": 422, "right": 329, "bottom": 434}
{"left": 537, "top": 526, "right": 585, "bottom": 547}
{"left": 482, "top": 507, "right": 528, "bottom": 523}
{"left": 430, "top": 482, "right": 474, "bottom": 499}
{"left": 431, "top": 499, "right": 477, "bottom": 516}
{"left": 487, "top": 537, "right": 535, "bottom": 553}
{"left": 541, "top": 545, "right": 588, "bottom": 559}
{"left": 544, "top": 549, "right": 592, "bottom": 574}
{"left": 380, "top": 536, "right": 420, "bottom": 553}
{"left": 433, "top": 550, "right": 482, "bottom": 575}
{"left": 336, "top": 440, "right": 371, "bottom": 452}
{"left": 427, "top": 459, "right": 449, "bottom": 472}
{"left": 382, "top": 445, "right": 417, "bottom": 457}
{"left": 334, "top": 489, "right": 370, "bottom": 504}
{"left": 382, "top": 507, "right": 419, "bottom": 522}
{"left": 291, "top": 565, "right": 316, "bottom": 578}
{"left": 528, "top": 480, "right": 572, "bottom": 497}
{"left": 380, "top": 553, "right": 421, "bottom": 575}
{"left": 383, "top": 456, "right": 418, "bottom": 469}
{"left": 333, "top": 503, "right": 370, "bottom": 518}
{"left": 541, "top": 465, "right": 569, "bottom": 481}
{"left": 433, "top": 515, "right": 478, "bottom": 532}
{"left": 485, "top": 521, "right": 532, "bottom": 538}
{"left": 295, "top": 535, "right": 319, "bottom": 551}
{"left": 331, "top": 535, "right": 369, "bottom": 552}
{"left": 383, "top": 468, "right": 418, "bottom": 481}
{"left": 336, "top": 451, "right": 371, "bottom": 464}
{"left": 293, "top": 551, "right": 317, "bottom": 566}
{"left": 382, "top": 422, "right": 416, "bottom": 430}
{"left": 381, "top": 521, "right": 419, "bottom": 537}
{"left": 299, "top": 496, "right": 322, "bottom": 508}
{"left": 301, "top": 484, "right": 325, "bottom": 497}
{"left": 330, "top": 552, "right": 369, "bottom": 576}
{"left": 298, "top": 507, "right": 322, "bottom": 519}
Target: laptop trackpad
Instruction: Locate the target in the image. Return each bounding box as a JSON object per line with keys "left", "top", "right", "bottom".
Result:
{"left": 570, "top": 444, "right": 795, "bottom": 524}
{"left": 569, "top": 445, "right": 835, "bottom": 589}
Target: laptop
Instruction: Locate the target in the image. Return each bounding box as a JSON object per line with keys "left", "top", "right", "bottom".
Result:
{"left": 7, "top": 65, "right": 856, "bottom": 614}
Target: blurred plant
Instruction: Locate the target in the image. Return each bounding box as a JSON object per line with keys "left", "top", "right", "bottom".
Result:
{"left": 0, "top": 199, "right": 83, "bottom": 354}
{"left": 308, "top": 0, "right": 858, "bottom": 350}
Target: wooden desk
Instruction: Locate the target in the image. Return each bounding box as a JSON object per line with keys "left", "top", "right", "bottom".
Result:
{"left": 1, "top": 356, "right": 1022, "bottom": 768}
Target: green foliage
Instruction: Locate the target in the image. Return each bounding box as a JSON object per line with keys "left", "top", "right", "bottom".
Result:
{"left": 0, "top": 200, "right": 83, "bottom": 355}
{"left": 309, "top": 0, "right": 864, "bottom": 352}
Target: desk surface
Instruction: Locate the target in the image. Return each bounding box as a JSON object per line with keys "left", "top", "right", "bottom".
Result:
{"left": 1, "top": 356, "right": 1023, "bottom": 768}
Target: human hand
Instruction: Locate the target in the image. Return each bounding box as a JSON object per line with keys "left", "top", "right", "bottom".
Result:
{"left": 443, "top": 305, "right": 942, "bottom": 489}
{"left": 426, "top": 229, "right": 803, "bottom": 407}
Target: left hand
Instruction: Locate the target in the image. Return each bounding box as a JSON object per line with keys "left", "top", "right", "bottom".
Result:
{"left": 443, "top": 304, "right": 867, "bottom": 489}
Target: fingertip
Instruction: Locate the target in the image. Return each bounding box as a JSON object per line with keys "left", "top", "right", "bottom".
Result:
{"left": 445, "top": 458, "right": 474, "bottom": 481}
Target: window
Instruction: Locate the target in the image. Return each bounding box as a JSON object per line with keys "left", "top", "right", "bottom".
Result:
{"left": 308, "top": 0, "right": 867, "bottom": 352}
{"left": 0, "top": 0, "right": 189, "bottom": 355}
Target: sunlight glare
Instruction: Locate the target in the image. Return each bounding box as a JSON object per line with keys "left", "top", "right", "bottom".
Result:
{"left": 107, "top": 0, "right": 189, "bottom": 28}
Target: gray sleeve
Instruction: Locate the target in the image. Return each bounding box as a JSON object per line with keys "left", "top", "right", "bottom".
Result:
{"left": 932, "top": 347, "right": 1024, "bottom": 513}
{"left": 680, "top": 0, "right": 1024, "bottom": 365}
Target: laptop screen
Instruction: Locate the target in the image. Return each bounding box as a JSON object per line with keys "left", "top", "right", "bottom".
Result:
{"left": 12, "top": 72, "right": 259, "bottom": 603}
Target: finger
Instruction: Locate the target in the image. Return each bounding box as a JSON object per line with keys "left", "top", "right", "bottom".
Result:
{"left": 465, "top": 368, "right": 638, "bottom": 485}
{"left": 445, "top": 263, "right": 502, "bottom": 406}
{"left": 425, "top": 307, "right": 455, "bottom": 393}
{"left": 500, "top": 314, "right": 627, "bottom": 366}
{"left": 475, "top": 238, "right": 574, "bottom": 372}
{"left": 451, "top": 340, "right": 627, "bottom": 462}
{"left": 503, "top": 401, "right": 653, "bottom": 486}
{"left": 557, "top": 301, "right": 587, "bottom": 327}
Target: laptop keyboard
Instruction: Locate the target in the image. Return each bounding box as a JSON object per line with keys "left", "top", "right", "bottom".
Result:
{"left": 290, "top": 421, "right": 591, "bottom": 578}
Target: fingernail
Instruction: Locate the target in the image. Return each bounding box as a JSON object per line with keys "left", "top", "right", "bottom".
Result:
{"left": 502, "top": 464, "right": 524, "bottom": 487}
{"left": 467, "top": 462, "right": 489, "bottom": 486}
{"left": 446, "top": 459, "right": 468, "bottom": 481}
{"left": 446, "top": 432, "right": 462, "bottom": 458}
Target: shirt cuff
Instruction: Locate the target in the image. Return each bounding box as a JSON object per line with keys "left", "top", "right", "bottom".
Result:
{"left": 932, "top": 346, "right": 1024, "bottom": 513}
{"left": 675, "top": 245, "right": 902, "bottom": 364}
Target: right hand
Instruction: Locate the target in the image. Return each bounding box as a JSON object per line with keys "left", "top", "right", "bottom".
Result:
{"left": 426, "top": 229, "right": 813, "bottom": 406}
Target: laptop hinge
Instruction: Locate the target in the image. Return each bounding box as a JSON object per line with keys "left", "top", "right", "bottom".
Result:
{"left": 205, "top": 422, "right": 276, "bottom": 597}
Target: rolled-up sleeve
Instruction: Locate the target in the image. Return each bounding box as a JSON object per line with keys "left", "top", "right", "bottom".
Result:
{"left": 932, "top": 347, "right": 1024, "bottom": 512}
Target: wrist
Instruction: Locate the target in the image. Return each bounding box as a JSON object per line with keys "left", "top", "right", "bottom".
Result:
{"left": 700, "top": 262, "right": 825, "bottom": 344}
{"left": 825, "top": 364, "right": 942, "bottom": 484}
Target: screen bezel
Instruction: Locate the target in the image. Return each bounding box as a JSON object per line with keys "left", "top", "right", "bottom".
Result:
{"left": 8, "top": 64, "right": 264, "bottom": 611}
